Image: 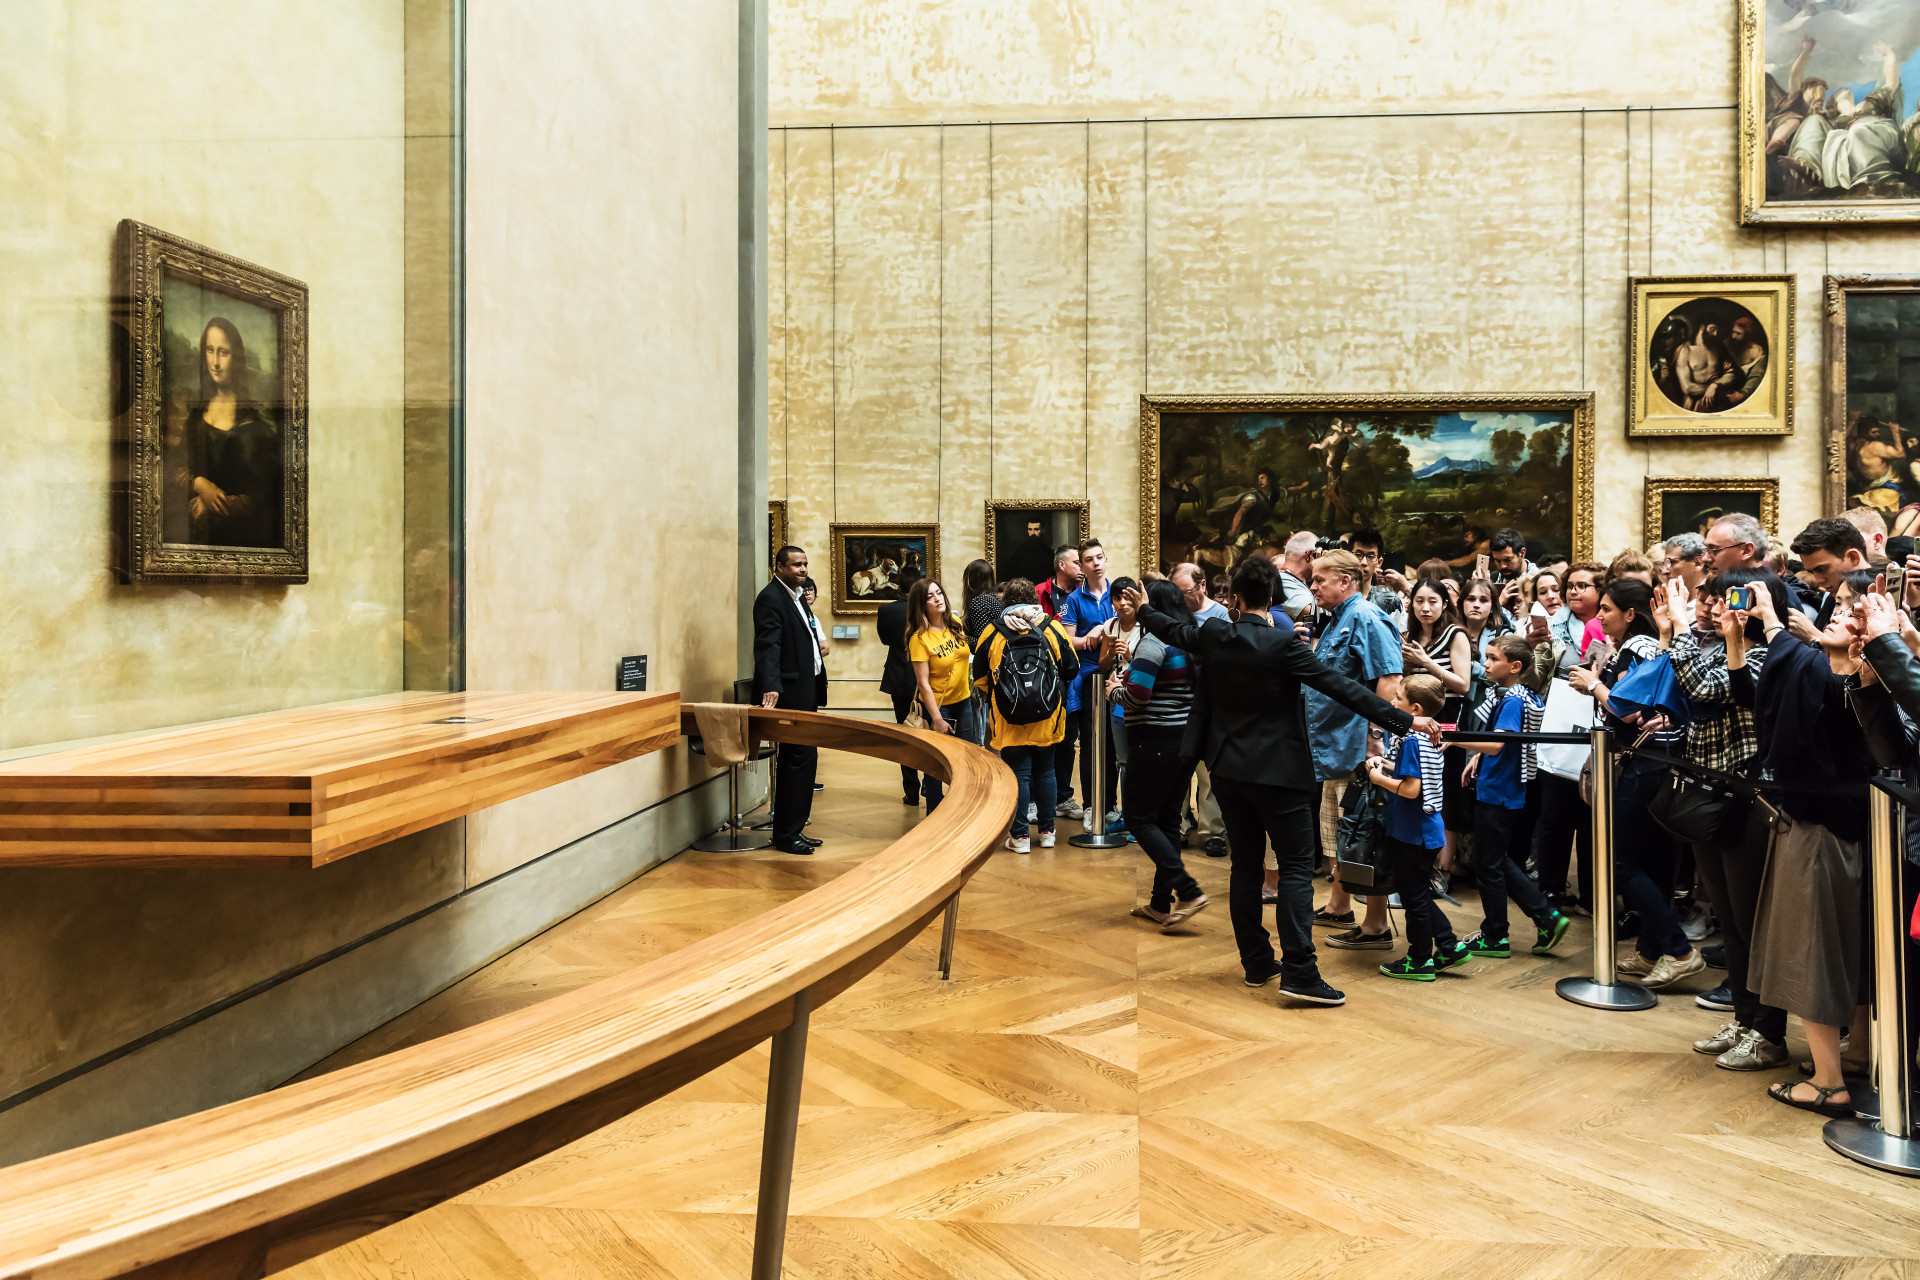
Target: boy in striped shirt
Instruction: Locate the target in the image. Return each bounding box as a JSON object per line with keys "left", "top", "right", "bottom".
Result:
{"left": 1364, "top": 675, "right": 1474, "bottom": 982}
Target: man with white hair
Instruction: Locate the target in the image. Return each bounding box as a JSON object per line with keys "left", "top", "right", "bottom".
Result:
{"left": 1703, "top": 512, "right": 1769, "bottom": 573}
{"left": 1662, "top": 532, "right": 1708, "bottom": 593}
{"left": 1277, "top": 531, "right": 1317, "bottom": 620}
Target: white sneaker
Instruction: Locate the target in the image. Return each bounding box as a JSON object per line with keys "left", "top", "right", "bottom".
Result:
{"left": 1716, "top": 1028, "right": 1790, "bottom": 1072}
{"left": 1004, "top": 834, "right": 1031, "bottom": 854}
{"left": 1027, "top": 802, "right": 1038, "bottom": 822}
{"left": 1038, "top": 830, "right": 1056, "bottom": 848}
{"left": 1693, "top": 1020, "right": 1746, "bottom": 1055}
{"left": 1679, "top": 903, "right": 1714, "bottom": 942}
{"left": 1055, "top": 799, "right": 1083, "bottom": 819}
{"left": 1083, "top": 808, "right": 1095, "bottom": 832}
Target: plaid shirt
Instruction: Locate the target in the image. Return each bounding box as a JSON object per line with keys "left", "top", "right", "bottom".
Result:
{"left": 1667, "top": 631, "right": 1767, "bottom": 776}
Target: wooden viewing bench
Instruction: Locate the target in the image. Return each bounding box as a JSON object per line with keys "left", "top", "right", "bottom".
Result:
{"left": 0, "top": 707, "right": 1015, "bottom": 1280}
{"left": 0, "top": 691, "right": 682, "bottom": 868}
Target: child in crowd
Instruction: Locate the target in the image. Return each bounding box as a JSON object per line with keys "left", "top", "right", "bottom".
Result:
{"left": 1365, "top": 674, "right": 1473, "bottom": 981}
{"left": 1459, "top": 635, "right": 1571, "bottom": 958}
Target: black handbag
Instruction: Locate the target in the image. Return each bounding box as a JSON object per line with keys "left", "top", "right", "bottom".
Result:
{"left": 1648, "top": 771, "right": 1749, "bottom": 845}
{"left": 1334, "top": 777, "right": 1395, "bottom": 896}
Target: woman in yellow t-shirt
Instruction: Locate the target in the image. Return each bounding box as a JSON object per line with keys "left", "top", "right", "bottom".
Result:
{"left": 906, "top": 577, "right": 973, "bottom": 810}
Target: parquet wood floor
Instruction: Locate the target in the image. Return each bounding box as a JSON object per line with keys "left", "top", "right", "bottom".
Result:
{"left": 283, "top": 748, "right": 1920, "bottom": 1279}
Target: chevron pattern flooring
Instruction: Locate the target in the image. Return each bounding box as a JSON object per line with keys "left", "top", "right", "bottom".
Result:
{"left": 285, "top": 745, "right": 1920, "bottom": 1278}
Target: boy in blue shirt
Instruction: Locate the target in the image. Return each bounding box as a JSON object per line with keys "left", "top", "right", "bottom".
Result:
{"left": 1365, "top": 675, "right": 1473, "bottom": 981}
{"left": 1459, "top": 635, "right": 1571, "bottom": 959}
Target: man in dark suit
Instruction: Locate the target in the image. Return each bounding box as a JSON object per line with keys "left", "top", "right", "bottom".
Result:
{"left": 1123, "top": 556, "right": 1440, "bottom": 1007}
{"left": 755, "top": 545, "right": 829, "bottom": 855}
{"left": 875, "top": 566, "right": 925, "bottom": 805}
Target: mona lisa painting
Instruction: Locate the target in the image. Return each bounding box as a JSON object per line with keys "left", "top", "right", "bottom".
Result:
{"left": 119, "top": 220, "right": 308, "bottom": 582}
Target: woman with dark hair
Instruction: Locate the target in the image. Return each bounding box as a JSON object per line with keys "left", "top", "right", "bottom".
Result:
{"left": 1569, "top": 577, "right": 1703, "bottom": 987}
{"left": 906, "top": 578, "right": 973, "bottom": 810}
{"left": 181, "top": 317, "right": 281, "bottom": 547}
{"left": 1114, "top": 579, "right": 1208, "bottom": 930}
{"left": 961, "top": 558, "right": 1002, "bottom": 645}
{"left": 1735, "top": 572, "right": 1874, "bottom": 1117}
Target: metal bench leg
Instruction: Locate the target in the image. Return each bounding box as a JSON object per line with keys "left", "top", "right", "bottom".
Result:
{"left": 750, "top": 987, "right": 812, "bottom": 1279}
{"left": 938, "top": 893, "right": 959, "bottom": 981}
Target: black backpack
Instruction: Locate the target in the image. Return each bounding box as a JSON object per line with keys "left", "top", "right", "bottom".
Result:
{"left": 994, "top": 626, "right": 1063, "bottom": 725}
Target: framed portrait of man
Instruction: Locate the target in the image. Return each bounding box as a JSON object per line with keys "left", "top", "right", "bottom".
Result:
{"left": 1140, "top": 393, "right": 1594, "bottom": 579}
{"left": 1826, "top": 274, "right": 1920, "bottom": 533}
{"left": 1644, "top": 478, "right": 1780, "bottom": 543}
{"left": 1739, "top": 0, "right": 1920, "bottom": 224}
{"left": 827, "top": 523, "right": 939, "bottom": 615}
{"left": 118, "top": 220, "right": 308, "bottom": 582}
{"left": 984, "top": 500, "right": 1089, "bottom": 587}
{"left": 1628, "top": 276, "right": 1794, "bottom": 437}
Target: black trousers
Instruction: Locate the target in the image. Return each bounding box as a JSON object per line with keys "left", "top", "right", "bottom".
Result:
{"left": 1211, "top": 775, "right": 1321, "bottom": 983}
{"left": 771, "top": 742, "right": 818, "bottom": 844}
{"left": 1693, "top": 804, "right": 1787, "bottom": 1043}
{"left": 1386, "top": 835, "right": 1457, "bottom": 963}
{"left": 1532, "top": 773, "right": 1592, "bottom": 909}
{"left": 1475, "top": 800, "right": 1551, "bottom": 942}
{"left": 1054, "top": 707, "right": 1080, "bottom": 804}
{"left": 1122, "top": 728, "right": 1201, "bottom": 911}
{"left": 889, "top": 689, "right": 921, "bottom": 800}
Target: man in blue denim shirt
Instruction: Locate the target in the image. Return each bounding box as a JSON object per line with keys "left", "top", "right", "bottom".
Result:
{"left": 1303, "top": 548, "right": 1404, "bottom": 948}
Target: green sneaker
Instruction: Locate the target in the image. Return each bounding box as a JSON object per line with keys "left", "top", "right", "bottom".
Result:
{"left": 1431, "top": 941, "right": 1473, "bottom": 973}
{"left": 1462, "top": 933, "right": 1510, "bottom": 959}
{"left": 1532, "top": 911, "right": 1571, "bottom": 955}
{"left": 1379, "top": 956, "right": 1436, "bottom": 982}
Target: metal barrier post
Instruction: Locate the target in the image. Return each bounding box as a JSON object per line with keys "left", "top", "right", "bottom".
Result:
{"left": 750, "top": 987, "right": 813, "bottom": 1279}
{"left": 1071, "top": 681, "right": 1130, "bottom": 849}
{"left": 1556, "top": 725, "right": 1657, "bottom": 1011}
{"left": 1824, "top": 782, "right": 1920, "bottom": 1174}
{"left": 938, "top": 893, "right": 960, "bottom": 980}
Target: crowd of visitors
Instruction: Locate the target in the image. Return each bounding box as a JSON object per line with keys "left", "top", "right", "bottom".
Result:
{"left": 760, "top": 497, "right": 1913, "bottom": 1118}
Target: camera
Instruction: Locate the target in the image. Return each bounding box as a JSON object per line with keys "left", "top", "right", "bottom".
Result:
{"left": 1725, "top": 585, "right": 1756, "bottom": 611}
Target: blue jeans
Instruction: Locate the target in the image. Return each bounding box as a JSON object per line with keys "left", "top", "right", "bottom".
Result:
{"left": 1000, "top": 744, "right": 1057, "bottom": 839}
{"left": 921, "top": 699, "right": 976, "bottom": 811}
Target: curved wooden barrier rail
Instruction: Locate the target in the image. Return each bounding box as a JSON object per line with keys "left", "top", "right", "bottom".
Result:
{"left": 0, "top": 708, "right": 1015, "bottom": 1280}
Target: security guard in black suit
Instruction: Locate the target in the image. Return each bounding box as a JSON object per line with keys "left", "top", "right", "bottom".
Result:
{"left": 1125, "top": 557, "right": 1441, "bottom": 1007}
{"left": 754, "top": 545, "right": 829, "bottom": 854}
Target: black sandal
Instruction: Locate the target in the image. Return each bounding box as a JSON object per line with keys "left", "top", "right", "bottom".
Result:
{"left": 1769, "top": 1080, "right": 1855, "bottom": 1118}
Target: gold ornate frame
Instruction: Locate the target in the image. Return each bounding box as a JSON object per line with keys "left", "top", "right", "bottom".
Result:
{"left": 1628, "top": 275, "right": 1794, "bottom": 438}
{"left": 117, "top": 219, "right": 309, "bottom": 583}
{"left": 1738, "top": 0, "right": 1920, "bottom": 225}
{"left": 1824, "top": 274, "right": 1920, "bottom": 516}
{"left": 982, "top": 499, "right": 1090, "bottom": 578}
{"left": 1644, "top": 477, "right": 1780, "bottom": 543}
{"left": 768, "top": 499, "right": 788, "bottom": 564}
{"left": 826, "top": 522, "right": 940, "bottom": 615}
{"left": 1139, "top": 392, "right": 1596, "bottom": 563}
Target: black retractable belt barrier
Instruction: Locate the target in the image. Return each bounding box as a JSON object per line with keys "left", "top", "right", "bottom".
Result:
{"left": 1825, "top": 775, "right": 1920, "bottom": 1176}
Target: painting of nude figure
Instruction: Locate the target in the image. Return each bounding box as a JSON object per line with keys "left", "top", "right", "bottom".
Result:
{"left": 1740, "top": 0, "right": 1920, "bottom": 223}
{"left": 1139, "top": 394, "right": 1594, "bottom": 579}
{"left": 1629, "top": 276, "right": 1795, "bottom": 437}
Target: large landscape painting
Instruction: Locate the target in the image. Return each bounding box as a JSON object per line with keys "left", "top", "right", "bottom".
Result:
{"left": 1141, "top": 395, "right": 1594, "bottom": 577}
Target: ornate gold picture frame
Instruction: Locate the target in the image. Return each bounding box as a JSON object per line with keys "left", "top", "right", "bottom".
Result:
{"left": 1644, "top": 477, "right": 1780, "bottom": 544}
{"left": 768, "top": 499, "right": 788, "bottom": 563}
{"left": 826, "top": 522, "right": 939, "bottom": 615}
{"left": 117, "top": 220, "right": 309, "bottom": 583}
{"left": 983, "top": 499, "right": 1090, "bottom": 586}
{"left": 1629, "top": 275, "right": 1793, "bottom": 438}
{"left": 1825, "top": 274, "right": 1920, "bottom": 526}
{"left": 1738, "top": 0, "right": 1920, "bottom": 225}
{"left": 1140, "top": 393, "right": 1595, "bottom": 576}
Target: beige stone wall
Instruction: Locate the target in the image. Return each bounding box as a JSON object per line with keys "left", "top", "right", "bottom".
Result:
{"left": 462, "top": 0, "right": 740, "bottom": 884}
{"left": 768, "top": 0, "right": 1906, "bottom": 707}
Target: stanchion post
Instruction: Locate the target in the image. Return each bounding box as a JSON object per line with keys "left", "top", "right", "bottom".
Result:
{"left": 1556, "top": 724, "right": 1657, "bottom": 1011}
{"left": 938, "top": 892, "right": 959, "bottom": 980}
{"left": 1824, "top": 781, "right": 1920, "bottom": 1174}
{"left": 1071, "top": 678, "right": 1130, "bottom": 849}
